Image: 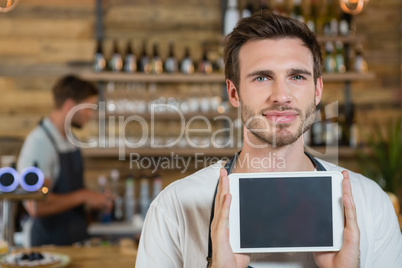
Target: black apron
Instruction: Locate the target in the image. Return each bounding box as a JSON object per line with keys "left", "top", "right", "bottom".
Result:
{"left": 206, "top": 151, "right": 327, "bottom": 267}
{"left": 30, "top": 120, "right": 88, "bottom": 246}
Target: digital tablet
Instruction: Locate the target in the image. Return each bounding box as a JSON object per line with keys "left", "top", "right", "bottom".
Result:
{"left": 228, "top": 171, "right": 344, "bottom": 253}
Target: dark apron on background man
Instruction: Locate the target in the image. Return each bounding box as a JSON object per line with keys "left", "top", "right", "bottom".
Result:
{"left": 30, "top": 120, "right": 88, "bottom": 246}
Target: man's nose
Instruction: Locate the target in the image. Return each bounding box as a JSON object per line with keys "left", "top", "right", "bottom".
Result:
{"left": 269, "top": 80, "right": 292, "bottom": 104}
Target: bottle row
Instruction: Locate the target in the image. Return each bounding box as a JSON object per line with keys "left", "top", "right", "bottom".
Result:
{"left": 226, "top": 0, "right": 354, "bottom": 36}
{"left": 323, "top": 41, "right": 368, "bottom": 73}
{"left": 94, "top": 38, "right": 368, "bottom": 77}
{"left": 103, "top": 82, "right": 230, "bottom": 115}
{"left": 94, "top": 40, "right": 222, "bottom": 74}
{"left": 96, "top": 169, "right": 162, "bottom": 225}
{"left": 304, "top": 103, "right": 358, "bottom": 148}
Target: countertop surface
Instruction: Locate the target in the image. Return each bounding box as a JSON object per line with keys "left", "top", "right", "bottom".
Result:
{"left": 1, "top": 245, "right": 136, "bottom": 268}
{"left": 88, "top": 222, "right": 142, "bottom": 236}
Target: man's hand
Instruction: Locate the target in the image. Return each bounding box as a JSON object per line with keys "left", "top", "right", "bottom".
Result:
{"left": 210, "top": 168, "right": 250, "bottom": 268}
{"left": 313, "top": 170, "right": 360, "bottom": 268}
{"left": 80, "top": 189, "right": 114, "bottom": 212}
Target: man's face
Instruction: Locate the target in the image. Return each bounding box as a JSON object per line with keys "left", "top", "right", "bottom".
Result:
{"left": 235, "top": 38, "right": 322, "bottom": 148}
{"left": 71, "top": 95, "right": 98, "bottom": 129}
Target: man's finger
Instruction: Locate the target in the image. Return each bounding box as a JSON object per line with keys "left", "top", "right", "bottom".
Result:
{"left": 214, "top": 168, "right": 229, "bottom": 222}
{"left": 342, "top": 170, "right": 360, "bottom": 245}
{"left": 218, "top": 168, "right": 229, "bottom": 205}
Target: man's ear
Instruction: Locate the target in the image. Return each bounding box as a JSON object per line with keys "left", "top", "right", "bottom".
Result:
{"left": 227, "top": 79, "right": 240, "bottom": 108}
{"left": 315, "top": 76, "right": 323, "bottom": 105}
{"left": 62, "top": 98, "right": 76, "bottom": 113}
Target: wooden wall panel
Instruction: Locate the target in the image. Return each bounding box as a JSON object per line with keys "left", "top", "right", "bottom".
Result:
{"left": 0, "top": 91, "right": 51, "bottom": 114}
{"left": 104, "top": 5, "right": 220, "bottom": 30}
{"left": 0, "top": 114, "right": 43, "bottom": 138}
{"left": 0, "top": 19, "right": 93, "bottom": 39}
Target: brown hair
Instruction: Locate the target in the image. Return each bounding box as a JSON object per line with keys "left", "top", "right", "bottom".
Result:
{"left": 52, "top": 75, "right": 98, "bottom": 109}
{"left": 224, "top": 11, "right": 322, "bottom": 90}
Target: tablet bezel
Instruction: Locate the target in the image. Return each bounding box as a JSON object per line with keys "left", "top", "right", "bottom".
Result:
{"left": 228, "top": 171, "right": 344, "bottom": 253}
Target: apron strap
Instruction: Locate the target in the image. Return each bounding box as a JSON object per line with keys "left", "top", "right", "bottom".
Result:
{"left": 39, "top": 119, "right": 60, "bottom": 153}
{"left": 304, "top": 151, "right": 327, "bottom": 171}
{"left": 206, "top": 151, "right": 326, "bottom": 267}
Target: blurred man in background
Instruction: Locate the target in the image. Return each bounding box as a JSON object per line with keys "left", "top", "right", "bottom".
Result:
{"left": 18, "top": 75, "right": 113, "bottom": 246}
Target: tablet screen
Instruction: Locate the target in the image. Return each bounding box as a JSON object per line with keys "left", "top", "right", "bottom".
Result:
{"left": 239, "top": 176, "right": 333, "bottom": 248}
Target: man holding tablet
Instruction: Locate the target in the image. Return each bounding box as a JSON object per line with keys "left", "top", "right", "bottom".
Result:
{"left": 136, "top": 12, "right": 402, "bottom": 268}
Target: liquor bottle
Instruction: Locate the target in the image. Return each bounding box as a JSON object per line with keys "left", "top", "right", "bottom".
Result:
{"left": 354, "top": 45, "right": 368, "bottom": 73}
{"left": 151, "top": 43, "right": 163, "bottom": 74}
{"left": 310, "top": 104, "right": 324, "bottom": 146}
{"left": 110, "top": 169, "right": 123, "bottom": 221}
{"left": 349, "top": 111, "right": 358, "bottom": 148}
{"left": 335, "top": 41, "right": 346, "bottom": 73}
{"left": 241, "top": 0, "right": 254, "bottom": 18}
{"left": 124, "top": 175, "right": 135, "bottom": 223}
{"left": 324, "top": 41, "right": 336, "bottom": 73}
{"left": 180, "top": 47, "right": 194, "bottom": 74}
{"left": 224, "top": 0, "right": 240, "bottom": 36}
{"left": 138, "top": 41, "right": 151, "bottom": 74}
{"left": 315, "top": 0, "right": 326, "bottom": 35}
{"left": 273, "top": 0, "right": 288, "bottom": 16}
{"left": 109, "top": 40, "right": 123, "bottom": 72}
{"left": 198, "top": 47, "right": 213, "bottom": 74}
{"left": 97, "top": 175, "right": 112, "bottom": 223}
{"left": 290, "top": 0, "right": 304, "bottom": 22}
{"left": 152, "top": 174, "right": 163, "bottom": 200}
{"left": 93, "top": 39, "right": 106, "bottom": 72}
{"left": 123, "top": 40, "right": 136, "bottom": 73}
{"left": 323, "top": 106, "right": 337, "bottom": 146}
{"left": 337, "top": 104, "right": 346, "bottom": 146}
{"left": 341, "top": 102, "right": 357, "bottom": 147}
{"left": 164, "top": 42, "right": 178, "bottom": 73}
{"left": 139, "top": 176, "right": 150, "bottom": 220}
{"left": 306, "top": 0, "right": 318, "bottom": 33}
{"left": 323, "top": 0, "right": 338, "bottom": 36}
{"left": 339, "top": 10, "right": 352, "bottom": 36}
{"left": 330, "top": 0, "right": 339, "bottom": 36}
{"left": 213, "top": 46, "right": 225, "bottom": 73}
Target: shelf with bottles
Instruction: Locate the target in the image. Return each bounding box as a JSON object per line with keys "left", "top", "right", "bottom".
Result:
{"left": 82, "top": 114, "right": 243, "bottom": 158}
{"left": 93, "top": 38, "right": 221, "bottom": 75}
{"left": 92, "top": 169, "right": 164, "bottom": 229}
{"left": 89, "top": 80, "right": 236, "bottom": 120}
{"left": 90, "top": 14, "right": 372, "bottom": 83}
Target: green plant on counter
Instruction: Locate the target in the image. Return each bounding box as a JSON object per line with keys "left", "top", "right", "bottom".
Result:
{"left": 358, "top": 117, "right": 402, "bottom": 194}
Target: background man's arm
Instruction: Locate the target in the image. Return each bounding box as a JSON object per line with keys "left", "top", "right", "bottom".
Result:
{"left": 24, "top": 178, "right": 113, "bottom": 218}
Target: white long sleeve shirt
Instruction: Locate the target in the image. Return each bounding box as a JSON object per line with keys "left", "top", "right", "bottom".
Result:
{"left": 136, "top": 159, "right": 402, "bottom": 268}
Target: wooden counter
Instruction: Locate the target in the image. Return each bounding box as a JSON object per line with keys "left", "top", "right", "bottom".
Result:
{"left": 3, "top": 245, "right": 136, "bottom": 268}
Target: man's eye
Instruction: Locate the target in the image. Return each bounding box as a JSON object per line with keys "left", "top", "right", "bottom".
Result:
{"left": 292, "top": 75, "right": 304, "bottom": 80}
{"left": 256, "top": 76, "right": 267, "bottom": 82}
